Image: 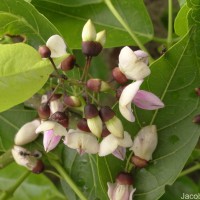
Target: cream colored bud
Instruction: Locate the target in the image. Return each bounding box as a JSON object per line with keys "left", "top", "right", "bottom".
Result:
{"left": 82, "top": 19, "right": 96, "bottom": 42}
{"left": 130, "top": 125, "right": 157, "bottom": 161}
{"left": 87, "top": 116, "right": 103, "bottom": 138}
{"left": 14, "top": 119, "right": 40, "bottom": 145}
{"left": 105, "top": 116, "right": 124, "bottom": 138}
{"left": 96, "top": 30, "right": 106, "bottom": 46}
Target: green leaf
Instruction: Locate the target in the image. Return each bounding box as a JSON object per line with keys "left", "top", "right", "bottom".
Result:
{"left": 61, "top": 147, "right": 108, "bottom": 200}
{"left": 160, "top": 176, "right": 199, "bottom": 200}
{"left": 31, "top": 0, "right": 153, "bottom": 49}
{"left": 174, "top": 4, "right": 190, "bottom": 36}
{"left": 0, "top": 43, "right": 67, "bottom": 112}
{"left": 178, "top": 0, "right": 187, "bottom": 6}
{"left": 0, "top": 0, "right": 60, "bottom": 48}
{"left": 132, "top": 28, "right": 200, "bottom": 200}
{"left": 0, "top": 163, "right": 66, "bottom": 200}
{"left": 38, "top": 0, "right": 103, "bottom": 7}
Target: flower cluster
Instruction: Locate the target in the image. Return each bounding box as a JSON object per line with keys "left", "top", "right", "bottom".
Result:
{"left": 11, "top": 19, "right": 164, "bottom": 200}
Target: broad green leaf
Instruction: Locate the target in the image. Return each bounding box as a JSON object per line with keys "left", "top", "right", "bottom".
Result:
{"left": 0, "top": 43, "right": 68, "bottom": 112}
{"left": 174, "top": 4, "right": 190, "bottom": 36}
{"left": 31, "top": 0, "right": 153, "bottom": 49}
{"left": 160, "top": 176, "right": 199, "bottom": 200}
{"left": 0, "top": 0, "right": 60, "bottom": 48}
{"left": 61, "top": 147, "right": 108, "bottom": 200}
{"left": 178, "top": 0, "right": 186, "bottom": 6}
{"left": 38, "top": 0, "right": 103, "bottom": 7}
{"left": 0, "top": 163, "right": 66, "bottom": 200}
{"left": 132, "top": 29, "right": 200, "bottom": 200}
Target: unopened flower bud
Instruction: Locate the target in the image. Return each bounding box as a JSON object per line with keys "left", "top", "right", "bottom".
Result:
{"left": 14, "top": 119, "right": 40, "bottom": 146}
{"left": 112, "top": 67, "right": 128, "bottom": 84}
{"left": 60, "top": 55, "right": 76, "bottom": 71}
{"left": 77, "top": 118, "right": 90, "bottom": 132}
{"left": 37, "top": 103, "right": 50, "bottom": 120}
{"left": 82, "top": 19, "right": 96, "bottom": 42}
{"left": 32, "top": 160, "right": 45, "bottom": 174}
{"left": 38, "top": 45, "right": 51, "bottom": 58}
{"left": 116, "top": 172, "right": 133, "bottom": 185}
{"left": 86, "top": 79, "right": 110, "bottom": 92}
{"left": 50, "top": 111, "right": 69, "bottom": 128}
{"left": 195, "top": 88, "right": 200, "bottom": 96}
{"left": 96, "top": 30, "right": 106, "bottom": 46}
{"left": 193, "top": 114, "right": 200, "bottom": 124}
{"left": 100, "top": 106, "right": 124, "bottom": 138}
{"left": 49, "top": 94, "right": 63, "bottom": 114}
{"left": 64, "top": 95, "right": 81, "bottom": 107}
{"left": 82, "top": 41, "right": 102, "bottom": 57}
{"left": 116, "top": 85, "right": 126, "bottom": 100}
{"left": 107, "top": 171, "right": 136, "bottom": 200}
{"left": 84, "top": 104, "right": 102, "bottom": 137}
{"left": 12, "top": 146, "right": 44, "bottom": 172}
{"left": 131, "top": 155, "right": 148, "bottom": 168}
{"left": 101, "top": 125, "right": 111, "bottom": 138}
{"left": 130, "top": 125, "right": 157, "bottom": 162}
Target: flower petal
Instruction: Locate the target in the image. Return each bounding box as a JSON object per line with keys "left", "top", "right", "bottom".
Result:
{"left": 119, "top": 104, "right": 135, "bottom": 122}
{"left": 134, "top": 50, "right": 148, "bottom": 64}
{"left": 119, "top": 81, "right": 143, "bottom": 122}
{"left": 119, "top": 46, "right": 137, "bottom": 71}
{"left": 107, "top": 182, "right": 117, "bottom": 200}
{"left": 130, "top": 125, "right": 158, "bottom": 161}
{"left": 46, "top": 35, "right": 66, "bottom": 58}
{"left": 64, "top": 129, "right": 99, "bottom": 154}
{"left": 119, "top": 80, "right": 143, "bottom": 107}
{"left": 36, "top": 121, "right": 67, "bottom": 136}
{"left": 43, "top": 130, "right": 61, "bottom": 152}
{"left": 50, "top": 98, "right": 64, "bottom": 114}
{"left": 112, "top": 146, "right": 126, "bottom": 160}
{"left": 133, "top": 90, "right": 164, "bottom": 110}
{"left": 99, "top": 134, "right": 119, "bottom": 156}
{"left": 118, "top": 131, "right": 133, "bottom": 147}
{"left": 14, "top": 119, "right": 40, "bottom": 145}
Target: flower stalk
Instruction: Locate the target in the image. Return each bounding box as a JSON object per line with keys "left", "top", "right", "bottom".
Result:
{"left": 49, "top": 159, "right": 87, "bottom": 200}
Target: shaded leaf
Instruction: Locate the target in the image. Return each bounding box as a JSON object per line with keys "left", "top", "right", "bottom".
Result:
{"left": 0, "top": 0, "right": 60, "bottom": 48}
{"left": 0, "top": 163, "right": 66, "bottom": 200}
{"left": 174, "top": 4, "right": 190, "bottom": 36}
{"left": 31, "top": 0, "right": 153, "bottom": 49}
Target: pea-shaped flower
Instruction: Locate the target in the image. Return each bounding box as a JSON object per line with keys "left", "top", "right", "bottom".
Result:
{"left": 118, "top": 46, "right": 150, "bottom": 81}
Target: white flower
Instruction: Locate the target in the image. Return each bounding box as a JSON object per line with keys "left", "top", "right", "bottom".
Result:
{"left": 99, "top": 132, "right": 133, "bottom": 157}
{"left": 64, "top": 129, "right": 99, "bottom": 154}
{"left": 46, "top": 35, "right": 67, "bottom": 58}
{"left": 119, "top": 80, "right": 143, "bottom": 122}
{"left": 118, "top": 46, "right": 150, "bottom": 80}
{"left": 130, "top": 125, "right": 158, "bottom": 161}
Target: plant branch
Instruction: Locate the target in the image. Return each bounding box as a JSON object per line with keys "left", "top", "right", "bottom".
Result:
{"left": 104, "top": 0, "right": 154, "bottom": 63}
{"left": 0, "top": 170, "right": 30, "bottom": 200}
{"left": 49, "top": 159, "right": 87, "bottom": 200}
{"left": 167, "top": 0, "right": 173, "bottom": 48}
{"left": 0, "top": 149, "right": 13, "bottom": 169}
{"left": 179, "top": 163, "right": 200, "bottom": 178}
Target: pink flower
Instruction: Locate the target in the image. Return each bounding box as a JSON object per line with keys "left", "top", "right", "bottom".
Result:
{"left": 133, "top": 90, "right": 164, "bottom": 110}
{"left": 119, "top": 81, "right": 164, "bottom": 122}
{"left": 107, "top": 172, "right": 136, "bottom": 200}
{"left": 36, "top": 121, "right": 67, "bottom": 152}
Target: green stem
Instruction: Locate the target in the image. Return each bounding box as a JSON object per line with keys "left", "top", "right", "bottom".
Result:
{"left": 0, "top": 149, "right": 13, "bottom": 169}
{"left": 0, "top": 170, "right": 30, "bottom": 200}
{"left": 104, "top": 0, "right": 154, "bottom": 63}
{"left": 167, "top": 0, "right": 173, "bottom": 48}
{"left": 50, "top": 160, "right": 87, "bottom": 200}
{"left": 179, "top": 163, "right": 200, "bottom": 178}
{"left": 125, "top": 152, "right": 134, "bottom": 172}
